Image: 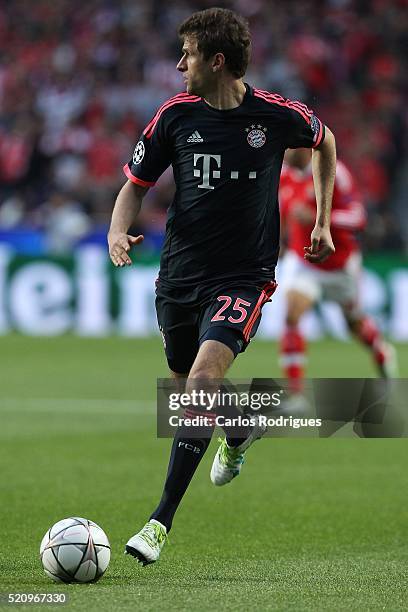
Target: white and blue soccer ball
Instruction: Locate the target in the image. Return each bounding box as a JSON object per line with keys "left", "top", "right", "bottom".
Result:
{"left": 40, "top": 517, "right": 110, "bottom": 583}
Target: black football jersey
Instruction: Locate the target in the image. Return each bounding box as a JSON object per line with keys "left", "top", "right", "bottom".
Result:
{"left": 124, "top": 84, "right": 325, "bottom": 288}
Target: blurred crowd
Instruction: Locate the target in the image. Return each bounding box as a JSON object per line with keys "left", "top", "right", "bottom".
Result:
{"left": 0, "top": 0, "right": 407, "bottom": 255}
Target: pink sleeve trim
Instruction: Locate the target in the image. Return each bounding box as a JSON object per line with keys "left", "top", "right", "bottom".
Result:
{"left": 123, "top": 164, "right": 155, "bottom": 187}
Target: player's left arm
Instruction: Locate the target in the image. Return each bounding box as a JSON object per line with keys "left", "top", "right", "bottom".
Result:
{"left": 284, "top": 102, "right": 336, "bottom": 263}
{"left": 305, "top": 127, "right": 336, "bottom": 263}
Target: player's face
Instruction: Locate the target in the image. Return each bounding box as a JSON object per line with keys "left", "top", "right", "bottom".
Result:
{"left": 177, "top": 37, "right": 214, "bottom": 96}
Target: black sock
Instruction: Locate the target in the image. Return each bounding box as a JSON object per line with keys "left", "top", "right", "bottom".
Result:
{"left": 223, "top": 407, "right": 249, "bottom": 447}
{"left": 217, "top": 385, "right": 250, "bottom": 447}
{"left": 150, "top": 414, "right": 215, "bottom": 532}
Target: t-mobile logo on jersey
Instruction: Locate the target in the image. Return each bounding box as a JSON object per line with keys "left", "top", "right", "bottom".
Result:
{"left": 193, "top": 153, "right": 257, "bottom": 190}
{"left": 194, "top": 153, "right": 221, "bottom": 190}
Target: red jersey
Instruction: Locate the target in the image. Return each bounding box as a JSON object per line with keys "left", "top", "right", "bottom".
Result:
{"left": 279, "top": 160, "right": 366, "bottom": 270}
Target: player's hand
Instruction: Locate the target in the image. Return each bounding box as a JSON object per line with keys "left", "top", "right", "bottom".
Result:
{"left": 108, "top": 232, "right": 144, "bottom": 267}
{"left": 304, "top": 225, "right": 335, "bottom": 264}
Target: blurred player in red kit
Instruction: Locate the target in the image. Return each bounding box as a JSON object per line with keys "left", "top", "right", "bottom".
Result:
{"left": 279, "top": 148, "right": 397, "bottom": 403}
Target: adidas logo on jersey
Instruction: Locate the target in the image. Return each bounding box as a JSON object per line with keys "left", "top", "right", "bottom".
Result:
{"left": 187, "top": 131, "right": 203, "bottom": 143}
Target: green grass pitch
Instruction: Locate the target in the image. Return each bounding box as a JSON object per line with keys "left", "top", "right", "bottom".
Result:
{"left": 1, "top": 336, "right": 408, "bottom": 611}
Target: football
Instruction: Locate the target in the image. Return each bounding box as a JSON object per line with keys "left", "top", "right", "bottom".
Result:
{"left": 40, "top": 517, "right": 110, "bottom": 583}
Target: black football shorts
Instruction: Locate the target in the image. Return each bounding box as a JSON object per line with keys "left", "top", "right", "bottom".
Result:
{"left": 155, "top": 280, "right": 277, "bottom": 374}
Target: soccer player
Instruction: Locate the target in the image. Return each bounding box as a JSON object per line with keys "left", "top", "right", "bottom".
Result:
{"left": 279, "top": 148, "right": 397, "bottom": 406}
{"left": 108, "top": 8, "right": 336, "bottom": 565}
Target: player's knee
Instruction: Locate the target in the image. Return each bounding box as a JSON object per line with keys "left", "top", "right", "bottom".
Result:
{"left": 185, "top": 367, "right": 219, "bottom": 394}
{"left": 286, "top": 309, "right": 300, "bottom": 327}
{"left": 345, "top": 316, "right": 358, "bottom": 333}
{"left": 286, "top": 302, "right": 302, "bottom": 326}
{"left": 187, "top": 367, "right": 214, "bottom": 384}
{"left": 286, "top": 292, "right": 312, "bottom": 326}
{"left": 343, "top": 307, "right": 362, "bottom": 333}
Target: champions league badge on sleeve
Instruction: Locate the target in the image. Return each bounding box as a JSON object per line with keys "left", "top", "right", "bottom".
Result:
{"left": 133, "top": 141, "right": 145, "bottom": 164}
{"left": 245, "top": 124, "right": 267, "bottom": 148}
{"left": 310, "top": 115, "right": 321, "bottom": 143}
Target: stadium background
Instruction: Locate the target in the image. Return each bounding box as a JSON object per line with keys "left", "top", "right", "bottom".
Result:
{"left": 1, "top": 1, "right": 408, "bottom": 610}
{"left": 0, "top": 0, "right": 407, "bottom": 343}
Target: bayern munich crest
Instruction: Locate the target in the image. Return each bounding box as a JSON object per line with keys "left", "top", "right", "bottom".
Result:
{"left": 133, "top": 140, "right": 145, "bottom": 164}
{"left": 246, "top": 124, "right": 267, "bottom": 148}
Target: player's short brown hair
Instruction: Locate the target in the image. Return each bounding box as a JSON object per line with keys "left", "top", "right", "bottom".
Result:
{"left": 178, "top": 8, "right": 251, "bottom": 79}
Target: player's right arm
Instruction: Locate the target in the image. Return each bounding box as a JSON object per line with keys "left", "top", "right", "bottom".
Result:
{"left": 107, "top": 96, "right": 175, "bottom": 267}
{"left": 108, "top": 182, "right": 148, "bottom": 267}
